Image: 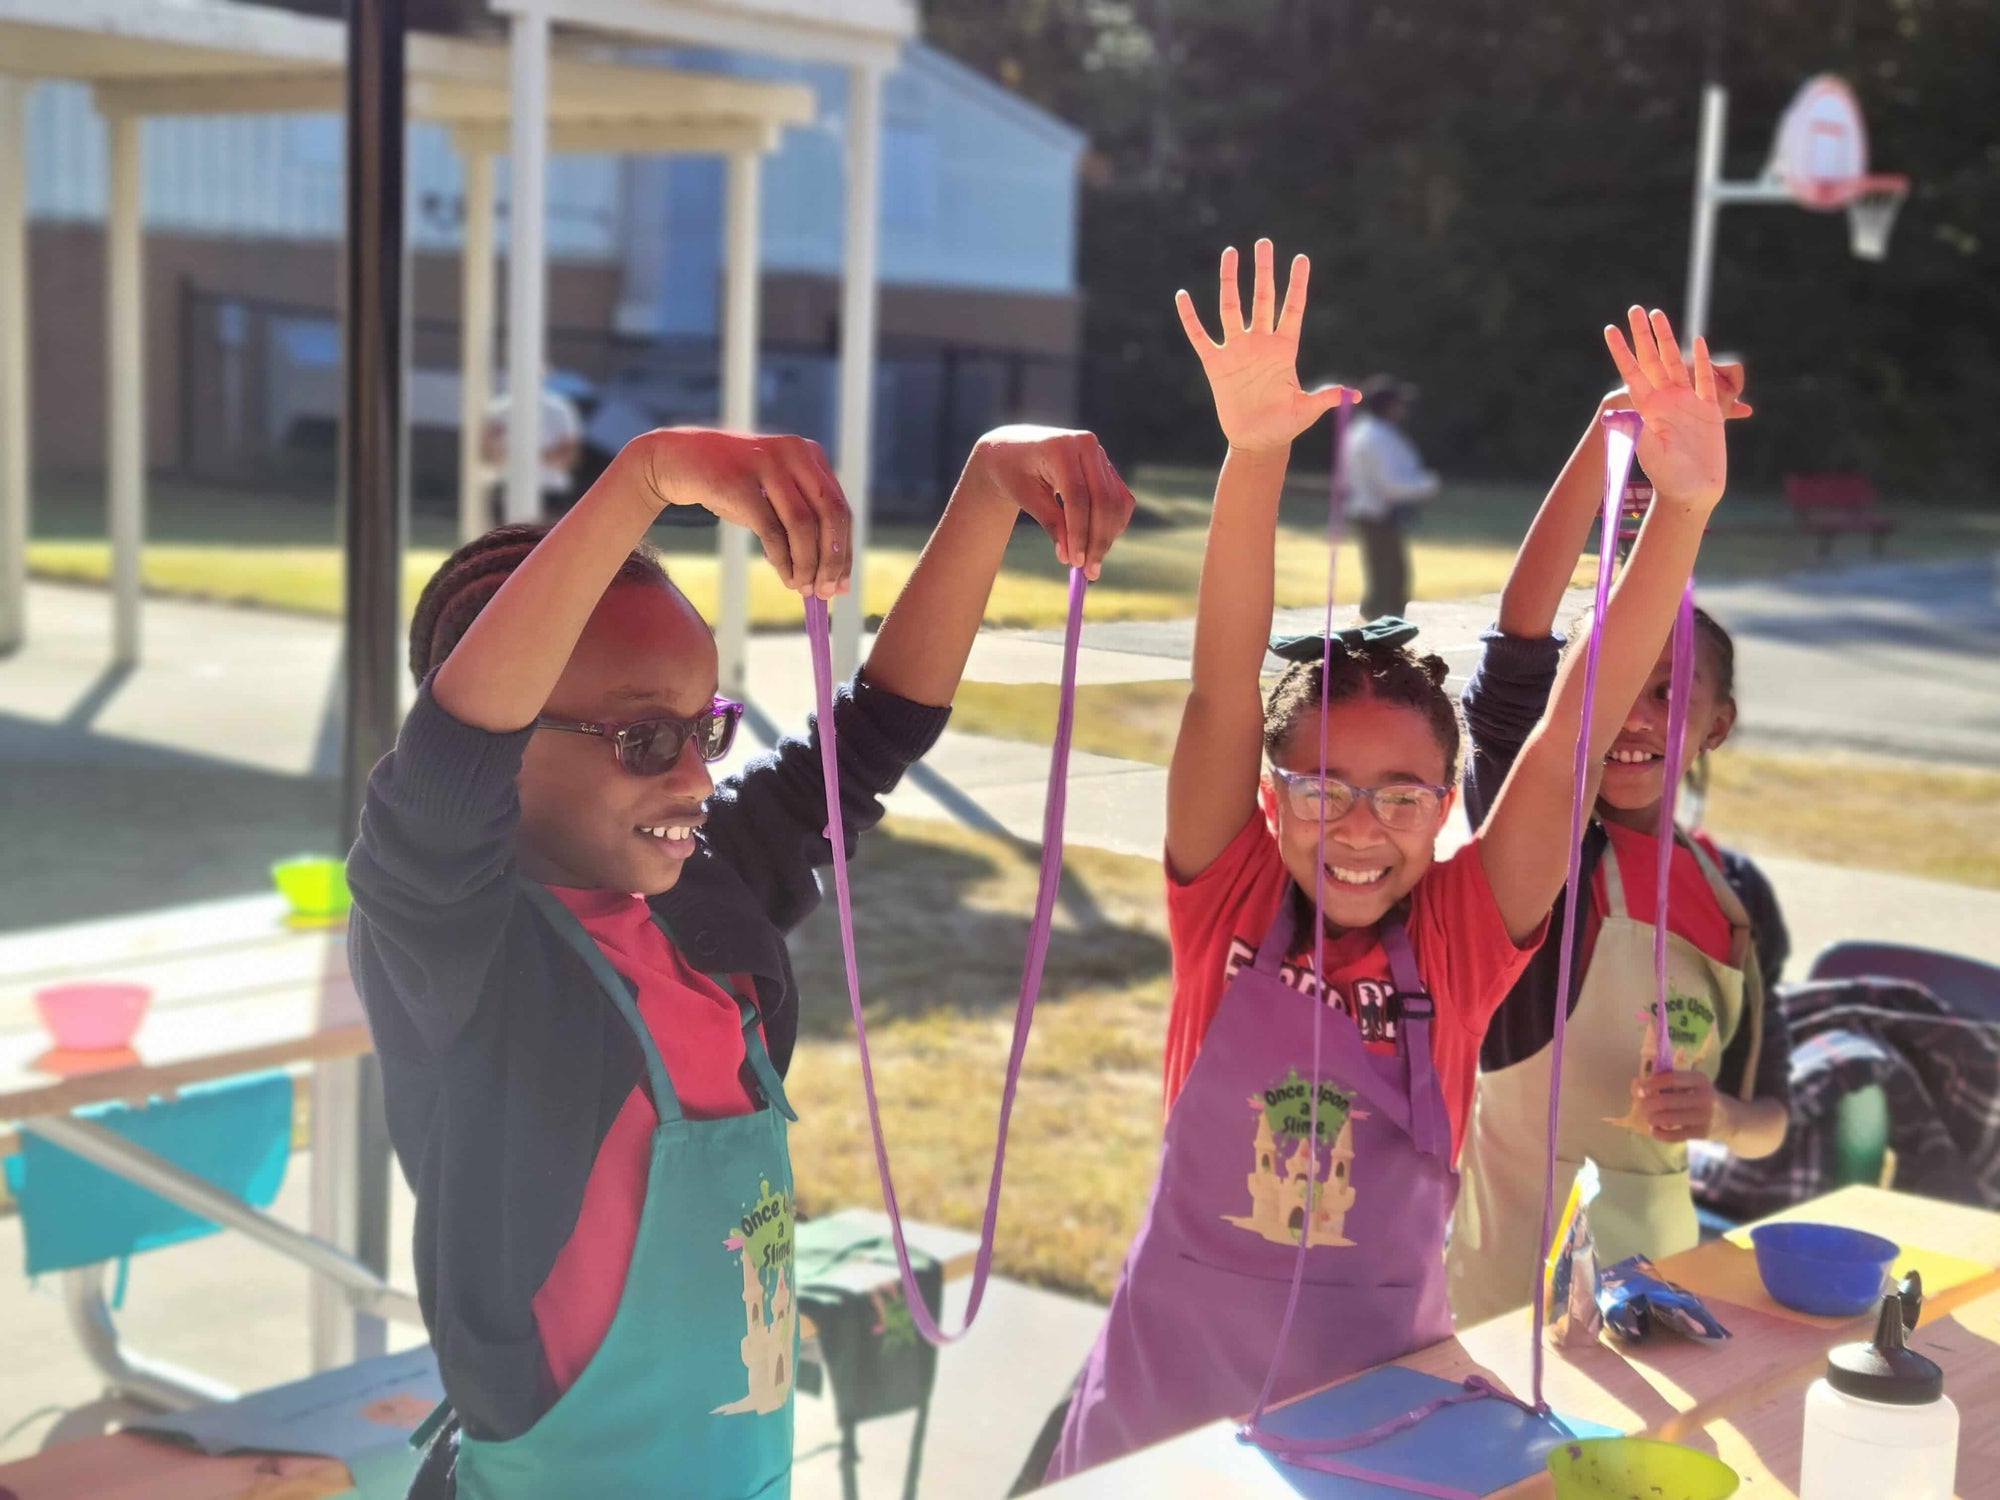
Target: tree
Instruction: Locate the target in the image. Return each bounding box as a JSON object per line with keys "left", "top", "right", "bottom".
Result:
{"left": 924, "top": 0, "right": 2000, "bottom": 497}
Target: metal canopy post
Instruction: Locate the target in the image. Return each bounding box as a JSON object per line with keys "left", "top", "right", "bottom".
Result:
{"left": 332, "top": 0, "right": 405, "bottom": 1371}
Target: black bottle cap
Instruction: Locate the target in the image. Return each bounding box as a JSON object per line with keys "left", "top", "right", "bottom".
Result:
{"left": 1825, "top": 1293, "right": 1945, "bottom": 1407}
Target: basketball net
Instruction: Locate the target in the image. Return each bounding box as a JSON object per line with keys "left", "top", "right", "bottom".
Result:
{"left": 1845, "top": 174, "right": 1910, "bottom": 261}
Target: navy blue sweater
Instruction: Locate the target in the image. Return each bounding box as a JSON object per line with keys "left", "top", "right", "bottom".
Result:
{"left": 346, "top": 672, "right": 950, "bottom": 1442}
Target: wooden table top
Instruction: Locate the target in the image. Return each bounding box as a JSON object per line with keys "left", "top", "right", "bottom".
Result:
{"left": 1039, "top": 1186, "right": 2000, "bottom": 1497}
{"left": 0, "top": 895, "right": 365, "bottom": 1122}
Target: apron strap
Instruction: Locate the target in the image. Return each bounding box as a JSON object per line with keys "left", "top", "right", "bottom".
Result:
{"left": 1381, "top": 920, "right": 1448, "bottom": 1161}
{"left": 1253, "top": 893, "right": 1301, "bottom": 973}
{"left": 520, "top": 881, "right": 684, "bottom": 1125}
{"left": 1680, "top": 839, "right": 1764, "bottom": 1102}
{"left": 1600, "top": 834, "right": 1630, "bottom": 918}
{"left": 701, "top": 964, "right": 799, "bottom": 1123}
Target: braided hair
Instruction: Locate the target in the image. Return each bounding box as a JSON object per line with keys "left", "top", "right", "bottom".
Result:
{"left": 1689, "top": 605, "right": 1735, "bottom": 703}
{"left": 1262, "top": 642, "right": 1462, "bottom": 778}
{"left": 407, "top": 524, "right": 673, "bottom": 685}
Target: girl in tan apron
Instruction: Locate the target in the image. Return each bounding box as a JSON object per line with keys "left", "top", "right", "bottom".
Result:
{"left": 1448, "top": 834, "right": 1766, "bottom": 1325}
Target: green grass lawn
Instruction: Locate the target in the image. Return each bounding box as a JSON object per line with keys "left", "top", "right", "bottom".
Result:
{"left": 947, "top": 678, "right": 2000, "bottom": 891}
{"left": 779, "top": 818, "right": 1172, "bottom": 1301}
{"left": 38, "top": 467, "right": 1986, "bottom": 631}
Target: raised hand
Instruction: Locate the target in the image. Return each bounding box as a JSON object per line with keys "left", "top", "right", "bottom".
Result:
{"left": 1176, "top": 239, "right": 1351, "bottom": 455}
{"left": 1602, "top": 308, "right": 1729, "bottom": 512}
{"left": 963, "top": 424, "right": 1137, "bottom": 582}
{"left": 631, "top": 429, "right": 851, "bottom": 600}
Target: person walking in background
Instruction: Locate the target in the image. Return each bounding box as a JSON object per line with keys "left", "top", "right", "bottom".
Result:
{"left": 1344, "top": 375, "right": 1439, "bottom": 619}
{"left": 482, "top": 384, "right": 584, "bottom": 524}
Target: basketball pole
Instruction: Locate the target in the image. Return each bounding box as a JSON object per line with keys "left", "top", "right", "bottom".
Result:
{"left": 1684, "top": 84, "right": 1729, "bottom": 347}
{"left": 1682, "top": 77, "right": 1903, "bottom": 346}
{"left": 1682, "top": 83, "right": 1809, "bottom": 346}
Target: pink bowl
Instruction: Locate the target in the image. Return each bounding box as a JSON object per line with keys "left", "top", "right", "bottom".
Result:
{"left": 34, "top": 982, "right": 152, "bottom": 1051}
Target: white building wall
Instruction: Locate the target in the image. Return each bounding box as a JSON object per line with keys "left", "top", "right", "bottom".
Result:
{"left": 23, "top": 80, "right": 621, "bottom": 260}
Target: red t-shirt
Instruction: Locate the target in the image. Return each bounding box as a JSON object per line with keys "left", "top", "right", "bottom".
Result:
{"left": 532, "top": 886, "right": 760, "bottom": 1395}
{"left": 1585, "top": 823, "right": 1734, "bottom": 971}
{"left": 1163, "top": 814, "right": 1541, "bottom": 1159}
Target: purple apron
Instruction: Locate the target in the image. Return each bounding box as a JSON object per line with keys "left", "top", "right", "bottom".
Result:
{"left": 1048, "top": 898, "right": 1456, "bottom": 1481}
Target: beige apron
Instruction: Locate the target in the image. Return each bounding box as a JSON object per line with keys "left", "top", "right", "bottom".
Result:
{"left": 1447, "top": 836, "right": 1762, "bottom": 1328}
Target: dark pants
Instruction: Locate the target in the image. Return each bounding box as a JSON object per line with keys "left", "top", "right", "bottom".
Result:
{"left": 1355, "top": 511, "right": 1412, "bottom": 621}
{"left": 1008, "top": 1382, "right": 1078, "bottom": 1495}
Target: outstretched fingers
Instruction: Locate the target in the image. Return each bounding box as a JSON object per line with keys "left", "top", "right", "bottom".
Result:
{"left": 1604, "top": 324, "right": 1648, "bottom": 394}
{"left": 1217, "top": 246, "right": 1245, "bottom": 336}
{"left": 1250, "top": 238, "right": 1277, "bottom": 334}
{"left": 1649, "top": 309, "right": 1691, "bottom": 387}
{"left": 1276, "top": 252, "right": 1312, "bottom": 341}
{"left": 1175, "top": 289, "right": 1219, "bottom": 359}
{"left": 1626, "top": 305, "right": 1667, "bottom": 388}
{"left": 1692, "top": 337, "right": 1718, "bottom": 406}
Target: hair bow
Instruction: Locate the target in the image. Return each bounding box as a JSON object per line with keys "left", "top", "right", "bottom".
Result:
{"left": 1267, "top": 614, "right": 1419, "bottom": 663}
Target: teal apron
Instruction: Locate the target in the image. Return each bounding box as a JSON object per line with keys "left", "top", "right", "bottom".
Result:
{"left": 427, "top": 881, "right": 800, "bottom": 1500}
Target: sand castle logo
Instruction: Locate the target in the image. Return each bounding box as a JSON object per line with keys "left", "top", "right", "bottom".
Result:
{"left": 712, "top": 1178, "right": 795, "bottom": 1416}
{"left": 1608, "top": 987, "right": 1721, "bottom": 1132}
{"left": 1222, "top": 1069, "right": 1364, "bottom": 1247}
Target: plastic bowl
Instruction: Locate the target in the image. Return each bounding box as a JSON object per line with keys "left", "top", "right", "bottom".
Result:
{"left": 1750, "top": 1221, "right": 1900, "bottom": 1317}
{"left": 272, "top": 855, "right": 352, "bottom": 920}
{"left": 1548, "top": 1438, "right": 1739, "bottom": 1500}
{"left": 34, "top": 982, "right": 152, "bottom": 1051}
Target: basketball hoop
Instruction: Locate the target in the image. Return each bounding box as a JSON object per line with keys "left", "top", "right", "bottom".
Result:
{"left": 1845, "top": 174, "right": 1910, "bottom": 261}
{"left": 1765, "top": 75, "right": 1909, "bottom": 262}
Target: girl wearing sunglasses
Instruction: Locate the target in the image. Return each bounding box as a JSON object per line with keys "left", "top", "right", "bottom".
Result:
{"left": 347, "top": 422, "right": 1134, "bottom": 1500}
{"left": 1038, "top": 245, "right": 1734, "bottom": 1483}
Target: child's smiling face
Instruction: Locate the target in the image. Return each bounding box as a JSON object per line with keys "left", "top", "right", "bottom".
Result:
{"left": 517, "top": 578, "right": 720, "bottom": 895}
{"left": 1598, "top": 636, "right": 1735, "bottom": 824}
{"left": 1265, "top": 694, "right": 1455, "bottom": 930}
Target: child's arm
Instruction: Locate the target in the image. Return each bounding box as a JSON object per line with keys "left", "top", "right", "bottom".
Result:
{"left": 1166, "top": 240, "right": 1349, "bottom": 879}
{"left": 1462, "top": 368, "right": 1746, "bottom": 830}
{"left": 1477, "top": 309, "right": 1728, "bottom": 943}
{"left": 434, "top": 429, "right": 850, "bottom": 731}
{"left": 701, "top": 427, "right": 1136, "bottom": 932}
{"left": 1498, "top": 367, "right": 1749, "bottom": 642}
{"left": 348, "top": 430, "right": 846, "bottom": 1053}
{"left": 865, "top": 425, "right": 1133, "bottom": 706}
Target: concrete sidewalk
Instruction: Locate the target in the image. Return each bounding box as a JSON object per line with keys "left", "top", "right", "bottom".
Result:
{"left": 7, "top": 577, "right": 2000, "bottom": 971}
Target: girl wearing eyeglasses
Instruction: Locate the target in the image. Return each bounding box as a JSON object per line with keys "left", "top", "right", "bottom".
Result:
{"left": 347, "top": 423, "right": 1134, "bottom": 1500}
{"left": 1446, "top": 364, "right": 1791, "bottom": 1330}
{"left": 1038, "top": 245, "right": 1733, "bottom": 1484}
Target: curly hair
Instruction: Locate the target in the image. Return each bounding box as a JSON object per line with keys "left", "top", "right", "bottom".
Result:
{"left": 1262, "top": 642, "right": 1462, "bottom": 778}
{"left": 406, "top": 523, "right": 673, "bottom": 685}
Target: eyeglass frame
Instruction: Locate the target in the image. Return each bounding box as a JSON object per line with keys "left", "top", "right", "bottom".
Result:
{"left": 534, "top": 696, "right": 745, "bottom": 774}
{"left": 1267, "top": 766, "right": 1453, "bottom": 831}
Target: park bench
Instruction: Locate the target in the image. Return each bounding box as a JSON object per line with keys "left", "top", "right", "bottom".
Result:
{"left": 1784, "top": 472, "right": 1896, "bottom": 557}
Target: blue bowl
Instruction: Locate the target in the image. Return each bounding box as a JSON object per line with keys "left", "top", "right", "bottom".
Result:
{"left": 1750, "top": 1222, "right": 1899, "bottom": 1317}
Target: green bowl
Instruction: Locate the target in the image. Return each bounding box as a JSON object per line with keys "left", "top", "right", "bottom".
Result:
{"left": 272, "top": 855, "right": 352, "bottom": 919}
{"left": 1547, "top": 1439, "right": 1739, "bottom": 1500}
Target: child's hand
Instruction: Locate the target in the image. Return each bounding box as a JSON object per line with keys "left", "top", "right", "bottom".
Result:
{"left": 1176, "top": 239, "right": 1351, "bottom": 456}
{"left": 1604, "top": 357, "right": 1752, "bottom": 421}
{"left": 963, "top": 425, "right": 1136, "bottom": 582}
{"left": 1602, "top": 308, "right": 1729, "bottom": 512}
{"left": 628, "top": 428, "right": 850, "bottom": 599}
{"left": 1631, "top": 1069, "right": 1720, "bottom": 1143}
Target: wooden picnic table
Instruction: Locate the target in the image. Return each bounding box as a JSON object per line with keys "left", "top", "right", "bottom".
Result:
{"left": 1040, "top": 1185, "right": 2000, "bottom": 1497}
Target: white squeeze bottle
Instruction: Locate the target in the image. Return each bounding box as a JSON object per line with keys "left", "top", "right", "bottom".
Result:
{"left": 1800, "top": 1292, "right": 1959, "bottom": 1500}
